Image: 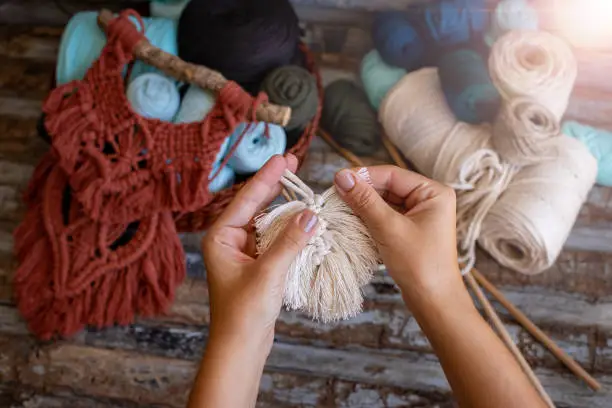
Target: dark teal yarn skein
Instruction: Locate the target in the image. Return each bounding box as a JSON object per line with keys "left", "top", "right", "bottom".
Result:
{"left": 438, "top": 49, "right": 500, "bottom": 124}
{"left": 321, "top": 80, "right": 381, "bottom": 155}
{"left": 372, "top": 11, "right": 425, "bottom": 71}
{"left": 261, "top": 65, "right": 319, "bottom": 132}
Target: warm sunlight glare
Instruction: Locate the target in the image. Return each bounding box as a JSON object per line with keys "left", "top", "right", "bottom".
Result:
{"left": 555, "top": 0, "right": 612, "bottom": 48}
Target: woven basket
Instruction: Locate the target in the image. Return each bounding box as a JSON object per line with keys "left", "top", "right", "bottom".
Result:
{"left": 174, "top": 43, "right": 323, "bottom": 232}
{"left": 43, "top": 10, "right": 322, "bottom": 232}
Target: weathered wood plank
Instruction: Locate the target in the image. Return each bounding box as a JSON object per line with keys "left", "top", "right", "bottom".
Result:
{"left": 0, "top": 333, "right": 33, "bottom": 384}
{"left": 0, "top": 0, "right": 149, "bottom": 26}
{"left": 11, "top": 393, "right": 141, "bottom": 408}
{"left": 16, "top": 335, "right": 612, "bottom": 407}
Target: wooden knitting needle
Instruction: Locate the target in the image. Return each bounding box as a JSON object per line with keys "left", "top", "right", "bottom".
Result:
{"left": 378, "top": 132, "right": 600, "bottom": 392}
{"left": 318, "top": 128, "right": 365, "bottom": 167}
{"left": 464, "top": 273, "right": 556, "bottom": 407}
{"left": 97, "top": 9, "right": 291, "bottom": 127}
{"left": 471, "top": 269, "right": 602, "bottom": 391}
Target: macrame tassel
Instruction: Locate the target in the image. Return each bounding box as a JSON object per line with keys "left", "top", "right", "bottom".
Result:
{"left": 255, "top": 169, "right": 379, "bottom": 322}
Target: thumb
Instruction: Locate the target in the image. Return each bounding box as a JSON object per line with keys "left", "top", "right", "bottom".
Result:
{"left": 334, "top": 169, "right": 396, "bottom": 233}
{"left": 257, "top": 209, "right": 318, "bottom": 273}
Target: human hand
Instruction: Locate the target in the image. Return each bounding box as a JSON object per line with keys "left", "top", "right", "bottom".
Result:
{"left": 202, "top": 155, "right": 318, "bottom": 347}
{"left": 334, "top": 166, "right": 465, "bottom": 310}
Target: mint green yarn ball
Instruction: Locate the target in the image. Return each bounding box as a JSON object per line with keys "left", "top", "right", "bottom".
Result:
{"left": 360, "top": 49, "right": 407, "bottom": 110}
{"left": 563, "top": 121, "right": 612, "bottom": 187}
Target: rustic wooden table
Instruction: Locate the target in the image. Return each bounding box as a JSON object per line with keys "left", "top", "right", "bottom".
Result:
{"left": 1, "top": 1, "right": 612, "bottom": 407}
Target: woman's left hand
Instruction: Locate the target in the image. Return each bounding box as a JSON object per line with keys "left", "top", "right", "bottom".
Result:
{"left": 201, "top": 154, "right": 318, "bottom": 344}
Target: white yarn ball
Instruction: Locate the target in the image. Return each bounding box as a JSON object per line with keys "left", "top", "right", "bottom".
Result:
{"left": 489, "top": 30, "right": 577, "bottom": 120}
{"left": 485, "top": 0, "right": 539, "bottom": 47}
{"left": 228, "top": 122, "right": 287, "bottom": 174}
{"left": 127, "top": 73, "right": 180, "bottom": 122}
{"left": 174, "top": 86, "right": 216, "bottom": 124}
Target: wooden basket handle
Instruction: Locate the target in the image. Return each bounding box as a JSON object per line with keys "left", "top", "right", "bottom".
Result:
{"left": 97, "top": 9, "right": 291, "bottom": 127}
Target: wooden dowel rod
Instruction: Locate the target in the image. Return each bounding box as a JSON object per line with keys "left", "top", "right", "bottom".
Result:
{"left": 381, "top": 132, "right": 409, "bottom": 169}
{"left": 318, "top": 128, "right": 364, "bottom": 167}
{"left": 97, "top": 9, "right": 291, "bottom": 127}
{"left": 382, "top": 135, "right": 598, "bottom": 391}
{"left": 465, "top": 273, "right": 556, "bottom": 408}
{"left": 471, "top": 269, "right": 602, "bottom": 391}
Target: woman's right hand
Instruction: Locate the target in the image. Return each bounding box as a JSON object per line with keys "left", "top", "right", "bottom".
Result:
{"left": 334, "top": 166, "right": 466, "bottom": 310}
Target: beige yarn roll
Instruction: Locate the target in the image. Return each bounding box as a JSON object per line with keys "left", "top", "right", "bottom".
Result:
{"left": 492, "top": 97, "right": 561, "bottom": 166}
{"left": 380, "top": 68, "right": 596, "bottom": 275}
{"left": 480, "top": 136, "right": 596, "bottom": 274}
{"left": 489, "top": 30, "right": 577, "bottom": 120}
{"left": 380, "top": 68, "right": 515, "bottom": 273}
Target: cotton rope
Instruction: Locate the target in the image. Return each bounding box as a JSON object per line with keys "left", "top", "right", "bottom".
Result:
{"left": 489, "top": 30, "right": 577, "bottom": 120}
{"left": 379, "top": 68, "right": 596, "bottom": 275}
{"left": 255, "top": 169, "right": 379, "bottom": 322}
{"left": 492, "top": 97, "right": 561, "bottom": 166}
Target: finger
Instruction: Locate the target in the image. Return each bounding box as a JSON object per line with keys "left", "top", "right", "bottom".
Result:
{"left": 215, "top": 155, "right": 288, "bottom": 228}
{"left": 334, "top": 168, "right": 400, "bottom": 233}
{"left": 357, "top": 165, "right": 450, "bottom": 211}
{"left": 257, "top": 209, "right": 318, "bottom": 274}
{"left": 202, "top": 226, "right": 250, "bottom": 262}
{"left": 285, "top": 153, "right": 298, "bottom": 173}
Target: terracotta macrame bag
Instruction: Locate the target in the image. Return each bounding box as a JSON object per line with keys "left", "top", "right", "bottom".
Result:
{"left": 14, "top": 10, "right": 320, "bottom": 339}
{"left": 43, "top": 10, "right": 321, "bottom": 231}
{"left": 14, "top": 153, "right": 185, "bottom": 340}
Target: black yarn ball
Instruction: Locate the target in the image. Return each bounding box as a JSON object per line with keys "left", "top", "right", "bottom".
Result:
{"left": 178, "top": 0, "right": 300, "bottom": 93}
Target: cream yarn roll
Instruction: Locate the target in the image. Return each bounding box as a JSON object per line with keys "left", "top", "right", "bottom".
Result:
{"left": 492, "top": 97, "right": 561, "bottom": 166}
{"left": 380, "top": 68, "right": 596, "bottom": 275}
{"left": 489, "top": 30, "right": 577, "bottom": 120}
{"left": 380, "top": 68, "right": 515, "bottom": 273}
{"left": 479, "top": 136, "right": 597, "bottom": 274}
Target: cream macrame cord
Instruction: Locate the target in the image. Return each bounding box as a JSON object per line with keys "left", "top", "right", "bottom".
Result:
{"left": 256, "top": 169, "right": 379, "bottom": 322}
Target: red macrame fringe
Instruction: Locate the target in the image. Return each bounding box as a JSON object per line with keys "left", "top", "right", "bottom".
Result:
{"left": 13, "top": 158, "right": 185, "bottom": 340}
{"left": 43, "top": 11, "right": 263, "bottom": 225}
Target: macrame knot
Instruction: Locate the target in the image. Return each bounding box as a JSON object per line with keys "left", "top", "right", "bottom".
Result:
{"left": 256, "top": 169, "right": 380, "bottom": 322}
{"left": 105, "top": 10, "right": 146, "bottom": 52}
{"left": 310, "top": 219, "right": 332, "bottom": 266}
{"left": 306, "top": 194, "right": 325, "bottom": 213}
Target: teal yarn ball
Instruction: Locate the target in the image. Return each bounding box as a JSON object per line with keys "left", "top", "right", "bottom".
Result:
{"left": 563, "top": 121, "right": 612, "bottom": 187}
{"left": 360, "top": 49, "right": 407, "bottom": 110}
{"left": 57, "top": 12, "right": 178, "bottom": 85}
{"left": 424, "top": 0, "right": 488, "bottom": 46}
{"left": 127, "top": 73, "right": 180, "bottom": 122}
{"left": 208, "top": 165, "right": 235, "bottom": 193}
{"left": 174, "top": 85, "right": 216, "bottom": 124}
{"left": 228, "top": 122, "right": 287, "bottom": 174}
{"left": 438, "top": 49, "right": 500, "bottom": 124}
{"left": 485, "top": 0, "right": 539, "bottom": 47}
{"left": 372, "top": 11, "right": 424, "bottom": 71}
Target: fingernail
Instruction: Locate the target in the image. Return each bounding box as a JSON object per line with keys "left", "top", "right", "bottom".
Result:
{"left": 335, "top": 169, "right": 356, "bottom": 192}
{"left": 298, "top": 210, "right": 318, "bottom": 233}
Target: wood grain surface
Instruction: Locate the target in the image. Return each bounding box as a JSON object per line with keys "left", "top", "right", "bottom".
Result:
{"left": 0, "top": 3, "right": 611, "bottom": 407}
